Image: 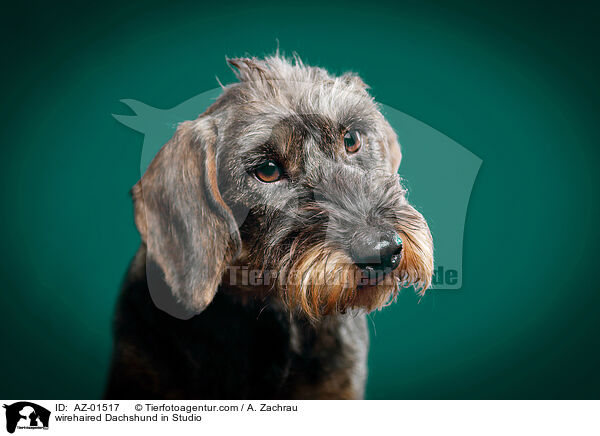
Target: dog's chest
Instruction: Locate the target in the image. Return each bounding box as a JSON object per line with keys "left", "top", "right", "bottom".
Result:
{"left": 111, "top": 280, "right": 369, "bottom": 399}
{"left": 186, "top": 293, "right": 370, "bottom": 399}
{"left": 284, "top": 313, "right": 369, "bottom": 399}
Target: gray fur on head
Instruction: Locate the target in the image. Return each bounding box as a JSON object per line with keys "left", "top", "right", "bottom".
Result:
{"left": 133, "top": 53, "right": 433, "bottom": 318}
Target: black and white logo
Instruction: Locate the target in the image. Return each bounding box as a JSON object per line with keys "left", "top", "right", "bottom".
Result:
{"left": 3, "top": 402, "right": 50, "bottom": 433}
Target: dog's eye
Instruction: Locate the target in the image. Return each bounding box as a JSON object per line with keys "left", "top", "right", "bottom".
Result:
{"left": 255, "top": 160, "right": 283, "bottom": 183}
{"left": 344, "top": 130, "right": 362, "bottom": 154}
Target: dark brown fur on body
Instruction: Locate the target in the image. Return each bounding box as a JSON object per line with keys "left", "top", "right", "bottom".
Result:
{"left": 105, "top": 246, "right": 368, "bottom": 399}
{"left": 106, "top": 55, "right": 433, "bottom": 399}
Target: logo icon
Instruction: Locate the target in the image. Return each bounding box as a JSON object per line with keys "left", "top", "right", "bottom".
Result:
{"left": 114, "top": 90, "right": 482, "bottom": 290}
{"left": 3, "top": 402, "right": 50, "bottom": 433}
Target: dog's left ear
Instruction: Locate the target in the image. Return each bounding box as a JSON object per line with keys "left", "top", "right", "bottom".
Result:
{"left": 382, "top": 120, "right": 402, "bottom": 173}
{"left": 132, "top": 117, "right": 241, "bottom": 316}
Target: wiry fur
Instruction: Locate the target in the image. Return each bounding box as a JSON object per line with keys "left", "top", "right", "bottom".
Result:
{"left": 106, "top": 54, "right": 433, "bottom": 399}
{"left": 212, "top": 55, "right": 433, "bottom": 320}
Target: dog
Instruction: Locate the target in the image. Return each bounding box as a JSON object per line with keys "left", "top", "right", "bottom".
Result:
{"left": 105, "top": 54, "right": 434, "bottom": 399}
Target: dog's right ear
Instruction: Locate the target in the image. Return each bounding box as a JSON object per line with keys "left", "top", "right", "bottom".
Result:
{"left": 132, "top": 117, "right": 240, "bottom": 317}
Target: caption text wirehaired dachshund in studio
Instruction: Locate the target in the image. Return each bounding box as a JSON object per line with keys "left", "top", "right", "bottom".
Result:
{"left": 105, "top": 54, "right": 434, "bottom": 399}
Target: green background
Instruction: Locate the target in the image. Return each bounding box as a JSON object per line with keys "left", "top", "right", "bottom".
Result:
{"left": 1, "top": 0, "right": 599, "bottom": 399}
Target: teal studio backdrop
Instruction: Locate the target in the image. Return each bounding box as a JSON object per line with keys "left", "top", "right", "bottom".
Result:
{"left": 1, "top": 0, "right": 599, "bottom": 399}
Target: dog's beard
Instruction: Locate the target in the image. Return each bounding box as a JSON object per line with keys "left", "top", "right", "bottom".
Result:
{"left": 273, "top": 203, "right": 434, "bottom": 321}
{"left": 279, "top": 242, "right": 398, "bottom": 320}
{"left": 393, "top": 203, "right": 434, "bottom": 292}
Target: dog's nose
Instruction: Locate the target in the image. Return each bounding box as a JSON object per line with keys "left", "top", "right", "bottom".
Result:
{"left": 350, "top": 230, "right": 403, "bottom": 275}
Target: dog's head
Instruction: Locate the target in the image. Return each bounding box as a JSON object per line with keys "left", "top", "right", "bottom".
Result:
{"left": 133, "top": 55, "right": 433, "bottom": 320}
